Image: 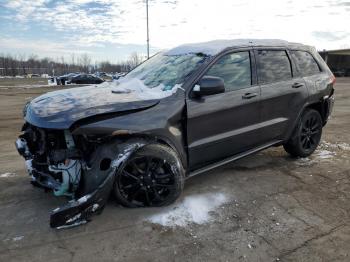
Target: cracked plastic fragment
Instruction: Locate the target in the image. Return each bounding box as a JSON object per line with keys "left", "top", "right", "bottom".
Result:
{"left": 50, "top": 141, "right": 146, "bottom": 229}
{"left": 50, "top": 171, "right": 114, "bottom": 228}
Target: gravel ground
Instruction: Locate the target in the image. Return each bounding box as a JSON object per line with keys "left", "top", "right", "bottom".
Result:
{"left": 0, "top": 78, "right": 349, "bottom": 262}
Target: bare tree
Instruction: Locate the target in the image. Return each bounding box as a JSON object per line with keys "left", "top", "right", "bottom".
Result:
{"left": 0, "top": 52, "right": 136, "bottom": 77}
{"left": 79, "top": 53, "right": 91, "bottom": 73}
{"left": 70, "top": 53, "right": 76, "bottom": 66}
{"left": 128, "top": 52, "right": 143, "bottom": 70}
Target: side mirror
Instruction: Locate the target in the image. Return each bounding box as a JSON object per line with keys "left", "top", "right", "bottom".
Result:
{"left": 193, "top": 76, "right": 225, "bottom": 97}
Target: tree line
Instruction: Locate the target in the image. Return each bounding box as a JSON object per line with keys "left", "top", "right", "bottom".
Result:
{"left": 0, "top": 52, "right": 144, "bottom": 77}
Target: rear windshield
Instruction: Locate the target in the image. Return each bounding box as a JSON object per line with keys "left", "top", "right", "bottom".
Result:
{"left": 290, "top": 50, "right": 321, "bottom": 76}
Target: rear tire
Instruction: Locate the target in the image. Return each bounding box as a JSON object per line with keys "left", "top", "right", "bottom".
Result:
{"left": 114, "top": 143, "right": 185, "bottom": 208}
{"left": 283, "top": 109, "right": 323, "bottom": 157}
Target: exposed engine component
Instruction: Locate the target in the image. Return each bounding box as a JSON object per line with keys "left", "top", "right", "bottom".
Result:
{"left": 16, "top": 124, "right": 84, "bottom": 195}
{"left": 49, "top": 159, "right": 81, "bottom": 196}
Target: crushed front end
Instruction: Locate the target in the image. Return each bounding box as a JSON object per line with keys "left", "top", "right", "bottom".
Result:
{"left": 15, "top": 123, "right": 119, "bottom": 229}
{"left": 16, "top": 124, "right": 81, "bottom": 194}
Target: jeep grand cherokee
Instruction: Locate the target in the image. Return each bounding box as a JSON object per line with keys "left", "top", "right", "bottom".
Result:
{"left": 15, "top": 39, "right": 335, "bottom": 228}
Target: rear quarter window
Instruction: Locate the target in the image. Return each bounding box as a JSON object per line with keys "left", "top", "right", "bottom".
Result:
{"left": 290, "top": 50, "right": 321, "bottom": 76}
{"left": 257, "top": 50, "right": 292, "bottom": 84}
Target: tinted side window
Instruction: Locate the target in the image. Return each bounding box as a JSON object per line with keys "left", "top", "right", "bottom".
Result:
{"left": 257, "top": 50, "right": 292, "bottom": 84}
{"left": 291, "top": 50, "right": 321, "bottom": 76}
{"left": 205, "top": 51, "right": 251, "bottom": 92}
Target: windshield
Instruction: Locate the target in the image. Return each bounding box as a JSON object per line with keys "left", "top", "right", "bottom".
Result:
{"left": 123, "top": 53, "right": 208, "bottom": 90}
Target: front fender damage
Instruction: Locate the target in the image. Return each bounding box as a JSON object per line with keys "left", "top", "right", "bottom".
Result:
{"left": 50, "top": 140, "right": 145, "bottom": 229}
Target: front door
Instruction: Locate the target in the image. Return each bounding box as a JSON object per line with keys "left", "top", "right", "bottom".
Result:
{"left": 186, "top": 50, "right": 261, "bottom": 170}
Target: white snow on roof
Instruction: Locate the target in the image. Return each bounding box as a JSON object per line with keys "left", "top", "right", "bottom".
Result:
{"left": 165, "top": 39, "right": 305, "bottom": 56}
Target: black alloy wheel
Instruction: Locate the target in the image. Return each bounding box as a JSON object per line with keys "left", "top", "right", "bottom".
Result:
{"left": 114, "top": 144, "right": 184, "bottom": 207}
{"left": 284, "top": 109, "right": 323, "bottom": 157}
{"left": 300, "top": 112, "right": 322, "bottom": 151}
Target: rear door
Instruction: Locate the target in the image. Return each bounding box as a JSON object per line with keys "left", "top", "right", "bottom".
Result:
{"left": 186, "top": 50, "right": 262, "bottom": 170}
{"left": 256, "top": 49, "right": 308, "bottom": 143}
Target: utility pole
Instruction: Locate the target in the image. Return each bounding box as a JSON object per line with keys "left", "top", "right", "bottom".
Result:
{"left": 146, "top": 0, "right": 150, "bottom": 59}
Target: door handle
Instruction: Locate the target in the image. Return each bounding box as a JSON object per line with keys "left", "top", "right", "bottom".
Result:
{"left": 292, "top": 82, "right": 304, "bottom": 88}
{"left": 242, "top": 92, "right": 258, "bottom": 99}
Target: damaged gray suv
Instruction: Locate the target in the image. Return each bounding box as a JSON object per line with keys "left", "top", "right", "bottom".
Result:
{"left": 16, "top": 39, "right": 335, "bottom": 228}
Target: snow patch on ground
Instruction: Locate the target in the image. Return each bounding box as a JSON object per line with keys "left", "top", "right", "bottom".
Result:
{"left": 1, "top": 84, "right": 50, "bottom": 89}
{"left": 0, "top": 172, "right": 17, "bottom": 178}
{"left": 147, "top": 193, "right": 228, "bottom": 227}
{"left": 317, "top": 150, "right": 335, "bottom": 159}
{"left": 338, "top": 143, "right": 350, "bottom": 151}
{"left": 21, "top": 84, "right": 49, "bottom": 88}
{"left": 295, "top": 157, "right": 313, "bottom": 166}
{"left": 321, "top": 141, "right": 350, "bottom": 151}
{"left": 12, "top": 236, "right": 24, "bottom": 241}
{"left": 295, "top": 140, "right": 349, "bottom": 165}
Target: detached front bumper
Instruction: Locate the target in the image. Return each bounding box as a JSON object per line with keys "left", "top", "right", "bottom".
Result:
{"left": 50, "top": 171, "right": 114, "bottom": 228}
{"left": 15, "top": 137, "right": 113, "bottom": 229}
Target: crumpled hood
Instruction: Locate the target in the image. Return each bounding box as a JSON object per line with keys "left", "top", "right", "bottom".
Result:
{"left": 25, "top": 84, "right": 160, "bottom": 129}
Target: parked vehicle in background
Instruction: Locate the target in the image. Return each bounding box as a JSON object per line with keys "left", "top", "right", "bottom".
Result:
{"left": 68, "top": 74, "right": 104, "bottom": 84}
{"left": 48, "top": 73, "right": 79, "bottom": 86}
{"left": 15, "top": 39, "right": 335, "bottom": 228}
{"left": 57, "top": 73, "right": 79, "bottom": 85}
{"left": 27, "top": 74, "right": 40, "bottom": 78}
{"left": 95, "top": 72, "right": 113, "bottom": 81}
{"left": 95, "top": 72, "right": 108, "bottom": 78}
{"left": 112, "top": 72, "right": 127, "bottom": 80}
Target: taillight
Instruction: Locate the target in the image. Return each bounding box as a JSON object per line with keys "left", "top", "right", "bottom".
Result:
{"left": 330, "top": 74, "right": 336, "bottom": 85}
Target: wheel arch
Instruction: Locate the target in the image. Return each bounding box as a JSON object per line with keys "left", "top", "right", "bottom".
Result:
{"left": 285, "top": 100, "right": 327, "bottom": 143}
{"left": 109, "top": 133, "right": 188, "bottom": 171}
{"left": 305, "top": 101, "right": 328, "bottom": 124}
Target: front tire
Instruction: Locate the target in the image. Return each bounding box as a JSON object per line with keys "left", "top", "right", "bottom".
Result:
{"left": 284, "top": 109, "right": 323, "bottom": 157}
{"left": 114, "top": 143, "right": 185, "bottom": 207}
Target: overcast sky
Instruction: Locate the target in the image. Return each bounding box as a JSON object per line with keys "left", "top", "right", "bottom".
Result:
{"left": 0, "top": 0, "right": 349, "bottom": 62}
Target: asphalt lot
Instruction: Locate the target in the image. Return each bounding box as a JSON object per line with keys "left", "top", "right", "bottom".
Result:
{"left": 0, "top": 78, "right": 349, "bottom": 261}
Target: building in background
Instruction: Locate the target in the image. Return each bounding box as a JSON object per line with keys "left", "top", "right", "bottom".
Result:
{"left": 319, "top": 49, "right": 350, "bottom": 77}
